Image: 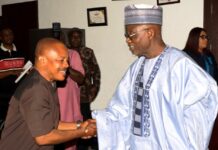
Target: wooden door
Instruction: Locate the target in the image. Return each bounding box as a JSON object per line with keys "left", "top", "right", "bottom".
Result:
{"left": 204, "top": 0, "right": 218, "bottom": 149}
{"left": 204, "top": 0, "right": 218, "bottom": 62}
{"left": 2, "top": 1, "right": 38, "bottom": 61}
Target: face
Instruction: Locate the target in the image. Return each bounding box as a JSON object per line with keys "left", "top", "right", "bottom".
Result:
{"left": 69, "top": 32, "right": 82, "bottom": 49}
{"left": 1, "top": 28, "right": 14, "bottom": 45}
{"left": 125, "top": 24, "right": 151, "bottom": 56}
{"left": 198, "top": 31, "right": 208, "bottom": 51}
{"left": 44, "top": 43, "right": 69, "bottom": 81}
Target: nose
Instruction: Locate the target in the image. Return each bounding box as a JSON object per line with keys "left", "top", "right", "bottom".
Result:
{"left": 64, "top": 60, "right": 69, "bottom": 68}
{"left": 126, "top": 37, "right": 132, "bottom": 44}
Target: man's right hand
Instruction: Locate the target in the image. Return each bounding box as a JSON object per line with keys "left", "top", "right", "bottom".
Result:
{"left": 80, "top": 119, "right": 97, "bottom": 139}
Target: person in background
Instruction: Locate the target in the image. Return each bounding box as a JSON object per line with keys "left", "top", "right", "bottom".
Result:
{"left": 0, "top": 38, "right": 96, "bottom": 150}
{"left": 68, "top": 28, "right": 100, "bottom": 150}
{"left": 92, "top": 4, "right": 218, "bottom": 149}
{"left": 56, "top": 48, "right": 85, "bottom": 150}
{"left": 0, "top": 27, "right": 24, "bottom": 121}
{"left": 183, "top": 27, "right": 218, "bottom": 82}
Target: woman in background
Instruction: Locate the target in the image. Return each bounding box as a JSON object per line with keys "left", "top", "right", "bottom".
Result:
{"left": 183, "top": 27, "right": 218, "bottom": 82}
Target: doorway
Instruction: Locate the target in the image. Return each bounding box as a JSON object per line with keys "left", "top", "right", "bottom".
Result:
{"left": 1, "top": 1, "right": 38, "bottom": 60}
{"left": 204, "top": 0, "right": 218, "bottom": 149}
{"left": 0, "top": 0, "right": 38, "bottom": 124}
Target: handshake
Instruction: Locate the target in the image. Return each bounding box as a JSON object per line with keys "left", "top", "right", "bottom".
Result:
{"left": 77, "top": 119, "right": 97, "bottom": 139}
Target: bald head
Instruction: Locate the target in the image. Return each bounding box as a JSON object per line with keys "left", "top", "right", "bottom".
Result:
{"left": 34, "top": 38, "right": 69, "bottom": 82}
{"left": 35, "top": 38, "right": 64, "bottom": 61}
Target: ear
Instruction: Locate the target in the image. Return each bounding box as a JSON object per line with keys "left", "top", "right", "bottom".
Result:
{"left": 147, "top": 28, "right": 154, "bottom": 40}
{"left": 38, "top": 56, "right": 47, "bottom": 64}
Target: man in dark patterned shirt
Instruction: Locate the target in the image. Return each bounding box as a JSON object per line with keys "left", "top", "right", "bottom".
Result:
{"left": 68, "top": 28, "right": 100, "bottom": 150}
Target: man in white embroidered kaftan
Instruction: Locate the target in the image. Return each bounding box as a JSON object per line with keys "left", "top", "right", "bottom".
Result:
{"left": 92, "top": 4, "right": 218, "bottom": 150}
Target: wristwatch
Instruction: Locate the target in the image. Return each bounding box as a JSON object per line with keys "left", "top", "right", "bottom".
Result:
{"left": 76, "top": 121, "right": 82, "bottom": 129}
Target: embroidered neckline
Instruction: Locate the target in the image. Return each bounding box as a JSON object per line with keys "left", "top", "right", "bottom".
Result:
{"left": 132, "top": 46, "right": 168, "bottom": 137}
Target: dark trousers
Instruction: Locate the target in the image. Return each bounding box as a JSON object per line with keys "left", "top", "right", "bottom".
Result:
{"left": 0, "top": 95, "right": 10, "bottom": 121}
{"left": 77, "top": 103, "right": 98, "bottom": 150}
{"left": 54, "top": 140, "right": 78, "bottom": 150}
{"left": 0, "top": 95, "right": 11, "bottom": 139}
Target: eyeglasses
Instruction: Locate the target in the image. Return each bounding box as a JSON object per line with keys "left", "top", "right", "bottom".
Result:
{"left": 125, "top": 28, "right": 149, "bottom": 40}
{"left": 199, "top": 35, "right": 209, "bottom": 40}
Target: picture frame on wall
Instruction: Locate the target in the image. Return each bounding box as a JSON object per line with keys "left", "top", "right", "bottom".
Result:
{"left": 87, "top": 7, "right": 108, "bottom": 27}
{"left": 157, "top": 0, "right": 180, "bottom": 5}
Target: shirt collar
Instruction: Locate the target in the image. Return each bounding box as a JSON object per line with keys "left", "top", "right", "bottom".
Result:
{"left": 0, "top": 43, "right": 17, "bottom": 52}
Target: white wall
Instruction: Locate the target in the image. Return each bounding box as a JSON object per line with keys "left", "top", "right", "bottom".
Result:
{"left": 1, "top": 0, "right": 204, "bottom": 109}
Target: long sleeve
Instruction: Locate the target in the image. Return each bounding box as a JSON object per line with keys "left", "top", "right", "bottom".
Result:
{"left": 92, "top": 65, "right": 136, "bottom": 149}
{"left": 162, "top": 55, "right": 218, "bottom": 149}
